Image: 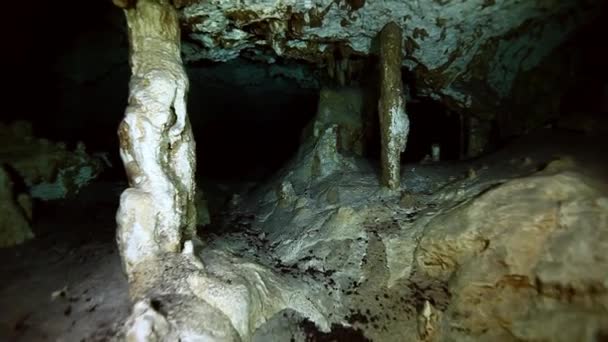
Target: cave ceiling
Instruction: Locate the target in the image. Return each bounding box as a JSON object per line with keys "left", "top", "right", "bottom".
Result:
{"left": 176, "top": 0, "right": 601, "bottom": 112}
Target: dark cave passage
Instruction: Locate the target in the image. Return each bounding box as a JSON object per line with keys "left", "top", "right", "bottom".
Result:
{"left": 187, "top": 59, "right": 320, "bottom": 181}
{"left": 2, "top": 0, "right": 608, "bottom": 341}
{"left": 403, "top": 99, "right": 462, "bottom": 162}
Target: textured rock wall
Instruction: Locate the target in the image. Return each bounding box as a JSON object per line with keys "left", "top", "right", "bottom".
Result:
{"left": 179, "top": 0, "right": 600, "bottom": 115}
{"left": 0, "top": 121, "right": 104, "bottom": 201}
{"left": 310, "top": 87, "right": 365, "bottom": 156}
{"left": 115, "top": 0, "right": 198, "bottom": 278}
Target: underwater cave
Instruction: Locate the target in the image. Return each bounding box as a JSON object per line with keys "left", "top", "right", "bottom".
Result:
{"left": 1, "top": 0, "right": 608, "bottom": 341}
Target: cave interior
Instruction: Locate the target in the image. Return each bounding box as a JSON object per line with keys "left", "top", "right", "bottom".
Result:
{"left": 1, "top": 0, "right": 607, "bottom": 341}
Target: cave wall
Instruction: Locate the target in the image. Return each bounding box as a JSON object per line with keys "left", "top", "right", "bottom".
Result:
{"left": 3, "top": 0, "right": 129, "bottom": 152}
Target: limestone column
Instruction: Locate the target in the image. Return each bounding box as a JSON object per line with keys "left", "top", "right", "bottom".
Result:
{"left": 114, "top": 0, "right": 197, "bottom": 279}
{"left": 466, "top": 115, "right": 491, "bottom": 158}
{"left": 378, "top": 22, "right": 409, "bottom": 189}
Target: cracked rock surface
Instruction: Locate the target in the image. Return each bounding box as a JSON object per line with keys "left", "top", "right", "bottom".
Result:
{"left": 179, "top": 0, "right": 601, "bottom": 112}
{"left": 119, "top": 128, "right": 608, "bottom": 341}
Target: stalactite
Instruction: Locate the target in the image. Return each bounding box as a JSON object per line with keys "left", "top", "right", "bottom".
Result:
{"left": 378, "top": 22, "right": 409, "bottom": 189}
{"left": 115, "top": 0, "right": 198, "bottom": 279}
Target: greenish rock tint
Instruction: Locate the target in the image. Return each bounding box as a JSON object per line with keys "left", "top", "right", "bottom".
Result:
{"left": 0, "top": 122, "right": 104, "bottom": 201}
{"left": 0, "top": 166, "right": 34, "bottom": 247}
{"left": 29, "top": 159, "right": 100, "bottom": 200}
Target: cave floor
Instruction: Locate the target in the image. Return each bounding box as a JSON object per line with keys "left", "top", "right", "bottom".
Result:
{"left": 201, "top": 128, "right": 608, "bottom": 342}
{"left": 1, "top": 127, "right": 606, "bottom": 341}
{"left": 0, "top": 181, "right": 130, "bottom": 341}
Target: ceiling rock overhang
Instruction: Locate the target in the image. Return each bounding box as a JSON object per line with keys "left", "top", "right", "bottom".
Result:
{"left": 176, "top": 0, "right": 601, "bottom": 112}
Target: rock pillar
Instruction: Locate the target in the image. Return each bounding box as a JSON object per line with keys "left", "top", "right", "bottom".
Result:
{"left": 466, "top": 116, "right": 491, "bottom": 158}
{"left": 114, "top": 0, "right": 197, "bottom": 278}
{"left": 378, "top": 22, "right": 409, "bottom": 189}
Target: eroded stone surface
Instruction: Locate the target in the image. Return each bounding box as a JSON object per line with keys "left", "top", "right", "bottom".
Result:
{"left": 378, "top": 22, "right": 408, "bottom": 189}
{"left": 118, "top": 128, "right": 608, "bottom": 341}
{"left": 179, "top": 0, "right": 600, "bottom": 113}
{"left": 414, "top": 169, "right": 608, "bottom": 340}
{"left": 311, "top": 87, "right": 366, "bottom": 156}
{"left": 116, "top": 0, "right": 198, "bottom": 277}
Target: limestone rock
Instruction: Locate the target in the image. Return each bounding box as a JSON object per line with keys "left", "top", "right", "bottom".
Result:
{"left": 122, "top": 296, "right": 241, "bottom": 342}
{"left": 120, "top": 249, "right": 329, "bottom": 342}
{"left": 115, "top": 131, "right": 608, "bottom": 341}
{"left": 414, "top": 170, "right": 608, "bottom": 340}
{"left": 417, "top": 300, "right": 441, "bottom": 341}
{"left": 281, "top": 123, "right": 357, "bottom": 188}
{"left": 271, "top": 86, "right": 367, "bottom": 188}
{"left": 0, "top": 121, "right": 104, "bottom": 200}
{"left": 309, "top": 87, "right": 366, "bottom": 156}
{"left": 178, "top": 0, "right": 600, "bottom": 115}
{"left": 0, "top": 166, "right": 34, "bottom": 247}
{"left": 378, "top": 22, "right": 408, "bottom": 189}
{"left": 277, "top": 181, "right": 297, "bottom": 207}
{"left": 115, "top": 0, "right": 197, "bottom": 278}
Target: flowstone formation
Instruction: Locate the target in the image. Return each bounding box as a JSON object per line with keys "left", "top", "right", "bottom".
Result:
{"left": 112, "top": 1, "right": 608, "bottom": 341}
{"left": 116, "top": 1, "right": 330, "bottom": 340}
{"left": 210, "top": 142, "right": 608, "bottom": 341}
{"left": 114, "top": 0, "right": 198, "bottom": 277}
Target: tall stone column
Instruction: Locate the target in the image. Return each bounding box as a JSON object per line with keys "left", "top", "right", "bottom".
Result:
{"left": 114, "top": 0, "right": 197, "bottom": 279}
{"left": 378, "top": 22, "right": 409, "bottom": 190}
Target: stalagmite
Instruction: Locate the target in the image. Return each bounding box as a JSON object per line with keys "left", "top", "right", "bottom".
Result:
{"left": 378, "top": 22, "right": 409, "bottom": 189}
{"left": 115, "top": 0, "right": 198, "bottom": 279}
{"left": 466, "top": 116, "right": 491, "bottom": 158}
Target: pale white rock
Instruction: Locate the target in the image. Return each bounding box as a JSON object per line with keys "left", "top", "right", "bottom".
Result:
{"left": 116, "top": 0, "right": 198, "bottom": 278}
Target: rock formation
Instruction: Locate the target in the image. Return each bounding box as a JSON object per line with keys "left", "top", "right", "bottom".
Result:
{"left": 0, "top": 121, "right": 104, "bottom": 201}
{"left": 310, "top": 87, "right": 366, "bottom": 157}
{"left": 113, "top": 138, "right": 605, "bottom": 341}
{"left": 177, "top": 0, "right": 602, "bottom": 134}
{"left": 0, "top": 166, "right": 34, "bottom": 247}
{"left": 109, "top": 1, "right": 608, "bottom": 341}
{"left": 0, "top": 121, "right": 104, "bottom": 246}
{"left": 115, "top": 0, "right": 198, "bottom": 278}
{"left": 378, "top": 22, "right": 409, "bottom": 189}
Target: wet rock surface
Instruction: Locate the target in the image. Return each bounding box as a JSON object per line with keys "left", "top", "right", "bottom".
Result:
{"left": 178, "top": 0, "right": 603, "bottom": 117}
{"left": 2, "top": 129, "right": 606, "bottom": 341}
{"left": 146, "top": 128, "right": 606, "bottom": 341}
